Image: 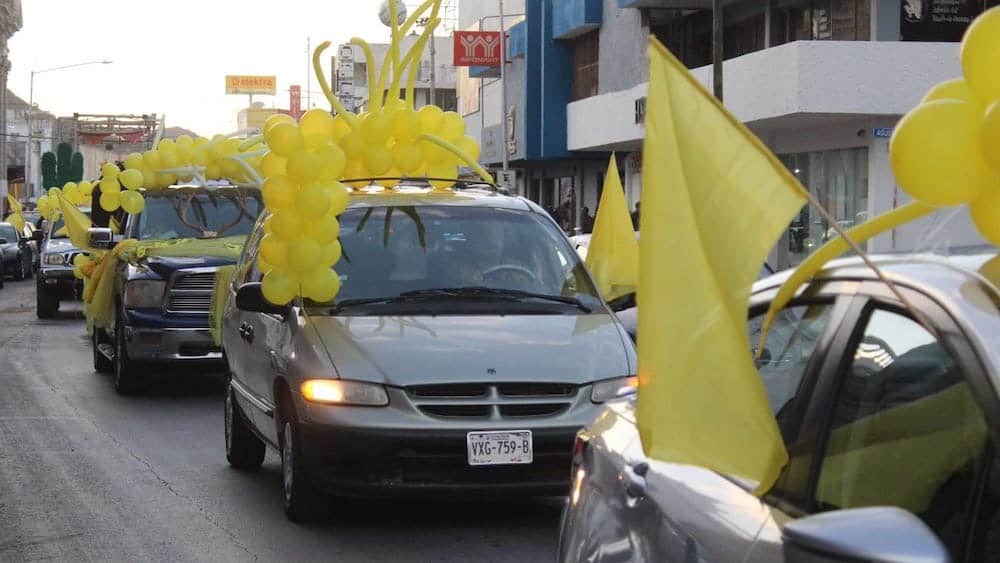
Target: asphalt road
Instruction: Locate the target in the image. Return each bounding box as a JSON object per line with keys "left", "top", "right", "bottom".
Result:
{"left": 0, "top": 278, "right": 562, "bottom": 562}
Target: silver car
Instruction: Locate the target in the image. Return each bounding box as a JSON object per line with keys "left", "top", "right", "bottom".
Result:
{"left": 558, "top": 252, "right": 1000, "bottom": 563}
{"left": 220, "top": 185, "right": 637, "bottom": 521}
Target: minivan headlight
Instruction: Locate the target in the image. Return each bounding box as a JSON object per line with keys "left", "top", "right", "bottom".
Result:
{"left": 43, "top": 253, "right": 65, "bottom": 266}
{"left": 123, "top": 280, "right": 166, "bottom": 308}
{"left": 301, "top": 379, "right": 389, "bottom": 407}
{"left": 591, "top": 376, "right": 638, "bottom": 403}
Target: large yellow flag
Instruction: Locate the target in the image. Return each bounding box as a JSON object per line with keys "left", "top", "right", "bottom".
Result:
{"left": 6, "top": 195, "right": 25, "bottom": 231}
{"left": 585, "top": 154, "right": 639, "bottom": 301}
{"left": 637, "top": 39, "right": 808, "bottom": 493}
{"left": 57, "top": 194, "right": 93, "bottom": 251}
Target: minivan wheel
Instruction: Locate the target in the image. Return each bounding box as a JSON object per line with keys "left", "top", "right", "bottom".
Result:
{"left": 113, "top": 311, "right": 141, "bottom": 395}
{"left": 225, "top": 385, "right": 265, "bottom": 470}
{"left": 281, "top": 420, "right": 322, "bottom": 522}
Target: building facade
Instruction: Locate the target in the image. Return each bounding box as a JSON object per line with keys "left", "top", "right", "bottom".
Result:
{"left": 460, "top": 0, "right": 996, "bottom": 266}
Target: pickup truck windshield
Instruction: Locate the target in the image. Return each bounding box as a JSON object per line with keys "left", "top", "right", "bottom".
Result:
{"left": 326, "top": 205, "right": 601, "bottom": 312}
{"left": 50, "top": 211, "right": 92, "bottom": 240}
{"left": 137, "top": 192, "right": 262, "bottom": 240}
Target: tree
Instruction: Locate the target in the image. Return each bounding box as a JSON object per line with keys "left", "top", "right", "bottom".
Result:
{"left": 70, "top": 152, "right": 84, "bottom": 182}
{"left": 39, "top": 142, "right": 84, "bottom": 190}
{"left": 55, "top": 142, "right": 73, "bottom": 186}
{"left": 41, "top": 152, "right": 57, "bottom": 191}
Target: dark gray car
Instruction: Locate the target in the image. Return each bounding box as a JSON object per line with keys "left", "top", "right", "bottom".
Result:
{"left": 0, "top": 222, "right": 33, "bottom": 281}
{"left": 558, "top": 253, "right": 1000, "bottom": 563}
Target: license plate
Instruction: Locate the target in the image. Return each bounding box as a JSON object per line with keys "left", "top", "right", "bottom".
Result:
{"left": 467, "top": 430, "right": 533, "bottom": 466}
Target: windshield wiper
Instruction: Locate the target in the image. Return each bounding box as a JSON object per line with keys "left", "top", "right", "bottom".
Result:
{"left": 330, "top": 293, "right": 446, "bottom": 312}
{"left": 400, "top": 287, "right": 594, "bottom": 312}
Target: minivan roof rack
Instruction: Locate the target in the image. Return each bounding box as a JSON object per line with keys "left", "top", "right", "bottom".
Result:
{"left": 342, "top": 177, "right": 508, "bottom": 194}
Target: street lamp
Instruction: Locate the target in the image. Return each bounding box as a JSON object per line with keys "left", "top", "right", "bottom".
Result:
{"left": 25, "top": 59, "right": 112, "bottom": 199}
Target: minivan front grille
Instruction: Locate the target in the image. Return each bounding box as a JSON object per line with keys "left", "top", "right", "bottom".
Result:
{"left": 407, "top": 382, "right": 578, "bottom": 420}
{"left": 165, "top": 271, "right": 216, "bottom": 314}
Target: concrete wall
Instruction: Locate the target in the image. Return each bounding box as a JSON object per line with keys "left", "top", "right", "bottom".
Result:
{"left": 597, "top": 0, "right": 648, "bottom": 94}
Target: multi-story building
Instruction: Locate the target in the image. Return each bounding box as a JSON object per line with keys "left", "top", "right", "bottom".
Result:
{"left": 335, "top": 36, "right": 457, "bottom": 114}
{"left": 461, "top": 0, "right": 995, "bottom": 267}
{"left": 4, "top": 88, "right": 54, "bottom": 199}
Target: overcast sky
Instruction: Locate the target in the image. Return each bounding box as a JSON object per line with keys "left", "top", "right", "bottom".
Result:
{"left": 6, "top": 0, "right": 420, "bottom": 137}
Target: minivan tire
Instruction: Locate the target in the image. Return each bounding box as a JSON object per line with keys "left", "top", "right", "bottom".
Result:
{"left": 225, "top": 384, "right": 265, "bottom": 470}
{"left": 281, "top": 420, "right": 323, "bottom": 522}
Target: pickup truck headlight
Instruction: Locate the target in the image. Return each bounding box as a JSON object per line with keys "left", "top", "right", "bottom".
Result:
{"left": 43, "top": 253, "right": 65, "bottom": 266}
{"left": 123, "top": 280, "right": 167, "bottom": 309}
{"left": 301, "top": 379, "right": 389, "bottom": 407}
{"left": 591, "top": 376, "right": 638, "bottom": 403}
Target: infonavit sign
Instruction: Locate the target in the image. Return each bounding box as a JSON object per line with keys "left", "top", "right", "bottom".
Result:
{"left": 453, "top": 31, "right": 503, "bottom": 67}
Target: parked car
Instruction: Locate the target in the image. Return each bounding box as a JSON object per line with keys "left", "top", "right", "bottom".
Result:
{"left": 89, "top": 185, "right": 262, "bottom": 394}
{"left": 36, "top": 210, "right": 90, "bottom": 318}
{"left": 0, "top": 221, "right": 34, "bottom": 281}
{"left": 222, "top": 184, "right": 638, "bottom": 521}
{"left": 21, "top": 223, "right": 40, "bottom": 272}
{"left": 557, "top": 252, "right": 1000, "bottom": 563}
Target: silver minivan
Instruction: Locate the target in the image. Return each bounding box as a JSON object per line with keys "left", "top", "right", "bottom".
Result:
{"left": 220, "top": 184, "right": 637, "bottom": 521}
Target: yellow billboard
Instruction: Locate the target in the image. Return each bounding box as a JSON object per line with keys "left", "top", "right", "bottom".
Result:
{"left": 225, "top": 75, "right": 277, "bottom": 95}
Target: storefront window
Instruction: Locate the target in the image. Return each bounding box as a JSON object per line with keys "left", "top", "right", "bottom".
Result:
{"left": 777, "top": 0, "right": 871, "bottom": 42}
{"left": 779, "top": 148, "right": 869, "bottom": 268}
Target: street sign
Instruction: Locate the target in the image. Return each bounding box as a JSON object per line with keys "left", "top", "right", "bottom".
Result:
{"left": 225, "top": 75, "right": 277, "bottom": 96}
{"left": 289, "top": 85, "right": 302, "bottom": 119}
{"left": 453, "top": 31, "right": 502, "bottom": 67}
{"left": 873, "top": 127, "right": 894, "bottom": 138}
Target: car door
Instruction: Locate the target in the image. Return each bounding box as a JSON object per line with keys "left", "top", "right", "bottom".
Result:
{"left": 750, "top": 281, "right": 998, "bottom": 562}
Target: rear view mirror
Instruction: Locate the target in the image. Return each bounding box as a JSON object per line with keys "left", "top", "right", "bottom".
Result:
{"left": 236, "top": 282, "right": 289, "bottom": 316}
{"left": 783, "top": 507, "right": 948, "bottom": 563}
{"left": 88, "top": 227, "right": 114, "bottom": 250}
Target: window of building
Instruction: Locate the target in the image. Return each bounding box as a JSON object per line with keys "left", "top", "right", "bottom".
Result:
{"left": 355, "top": 62, "right": 367, "bottom": 87}
{"left": 571, "top": 30, "right": 600, "bottom": 101}
{"left": 776, "top": 0, "right": 870, "bottom": 42}
{"left": 436, "top": 90, "right": 458, "bottom": 112}
{"left": 779, "top": 147, "right": 868, "bottom": 269}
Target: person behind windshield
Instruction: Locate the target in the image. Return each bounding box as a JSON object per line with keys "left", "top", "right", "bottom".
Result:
{"left": 438, "top": 219, "right": 540, "bottom": 291}
{"left": 143, "top": 210, "right": 181, "bottom": 240}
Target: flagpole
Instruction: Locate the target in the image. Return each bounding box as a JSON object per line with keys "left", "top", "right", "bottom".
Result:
{"left": 499, "top": 0, "right": 509, "bottom": 172}
{"left": 712, "top": 0, "right": 723, "bottom": 101}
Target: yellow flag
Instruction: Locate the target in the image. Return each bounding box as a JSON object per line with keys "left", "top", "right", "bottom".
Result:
{"left": 637, "top": 38, "right": 808, "bottom": 493}
{"left": 585, "top": 154, "right": 639, "bottom": 301}
{"left": 6, "top": 195, "right": 25, "bottom": 231}
{"left": 57, "top": 194, "right": 93, "bottom": 251}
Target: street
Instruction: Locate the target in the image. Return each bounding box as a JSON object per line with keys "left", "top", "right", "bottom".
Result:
{"left": 0, "top": 279, "right": 561, "bottom": 562}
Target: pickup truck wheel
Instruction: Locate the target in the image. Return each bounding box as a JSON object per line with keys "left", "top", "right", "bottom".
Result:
{"left": 92, "top": 330, "right": 113, "bottom": 374}
{"left": 36, "top": 285, "right": 57, "bottom": 318}
{"left": 113, "top": 311, "right": 141, "bottom": 395}
{"left": 225, "top": 384, "right": 265, "bottom": 470}
{"left": 281, "top": 420, "right": 323, "bottom": 522}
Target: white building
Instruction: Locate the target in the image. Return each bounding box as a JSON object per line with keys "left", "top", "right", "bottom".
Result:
{"left": 4, "top": 88, "right": 54, "bottom": 199}
{"left": 335, "top": 36, "right": 457, "bottom": 113}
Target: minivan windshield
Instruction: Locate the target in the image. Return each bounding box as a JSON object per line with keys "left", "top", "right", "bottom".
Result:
{"left": 325, "top": 205, "right": 601, "bottom": 313}
{"left": 0, "top": 223, "right": 17, "bottom": 242}
{"left": 137, "top": 191, "right": 262, "bottom": 241}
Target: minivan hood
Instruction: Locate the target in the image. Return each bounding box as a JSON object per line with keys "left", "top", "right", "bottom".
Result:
{"left": 308, "top": 313, "right": 633, "bottom": 387}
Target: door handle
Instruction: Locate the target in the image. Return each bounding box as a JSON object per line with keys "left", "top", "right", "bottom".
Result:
{"left": 239, "top": 322, "right": 255, "bottom": 343}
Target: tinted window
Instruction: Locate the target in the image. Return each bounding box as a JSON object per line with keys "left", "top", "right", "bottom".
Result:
{"left": 137, "top": 192, "right": 262, "bottom": 241}
{"left": 0, "top": 224, "right": 17, "bottom": 242}
{"left": 815, "top": 309, "right": 987, "bottom": 558}
{"left": 50, "top": 211, "right": 92, "bottom": 239}
{"left": 334, "top": 206, "right": 599, "bottom": 303}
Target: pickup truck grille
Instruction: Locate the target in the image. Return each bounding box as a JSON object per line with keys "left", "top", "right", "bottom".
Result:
{"left": 165, "top": 271, "right": 216, "bottom": 314}
{"left": 407, "top": 382, "right": 579, "bottom": 420}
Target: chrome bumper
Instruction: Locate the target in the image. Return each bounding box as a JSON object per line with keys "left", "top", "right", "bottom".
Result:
{"left": 124, "top": 326, "right": 222, "bottom": 362}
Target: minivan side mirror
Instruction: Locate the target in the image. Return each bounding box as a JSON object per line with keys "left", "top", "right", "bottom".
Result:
{"left": 236, "top": 282, "right": 289, "bottom": 316}
{"left": 783, "top": 507, "right": 948, "bottom": 563}
{"left": 88, "top": 227, "right": 114, "bottom": 250}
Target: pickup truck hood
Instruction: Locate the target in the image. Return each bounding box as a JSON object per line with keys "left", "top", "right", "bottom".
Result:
{"left": 308, "top": 313, "right": 634, "bottom": 387}
{"left": 141, "top": 255, "right": 237, "bottom": 278}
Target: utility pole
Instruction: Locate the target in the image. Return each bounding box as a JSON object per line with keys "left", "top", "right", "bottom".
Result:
{"left": 307, "top": 36, "right": 312, "bottom": 110}
{"left": 429, "top": 35, "right": 436, "bottom": 106}
{"left": 499, "top": 0, "right": 508, "bottom": 172}
{"left": 0, "top": 39, "right": 9, "bottom": 204}
{"left": 712, "top": 0, "right": 723, "bottom": 101}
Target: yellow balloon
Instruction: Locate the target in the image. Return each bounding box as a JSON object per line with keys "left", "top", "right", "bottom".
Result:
{"left": 392, "top": 141, "right": 423, "bottom": 173}
{"left": 157, "top": 172, "right": 177, "bottom": 188}
{"left": 262, "top": 152, "right": 289, "bottom": 178}
{"left": 260, "top": 234, "right": 288, "bottom": 266}
{"left": 362, "top": 112, "right": 392, "bottom": 145}
{"left": 286, "top": 237, "right": 321, "bottom": 273}
{"left": 78, "top": 181, "right": 94, "bottom": 196}
{"left": 176, "top": 144, "right": 194, "bottom": 165}
{"left": 340, "top": 130, "right": 365, "bottom": 159}
{"left": 100, "top": 178, "right": 121, "bottom": 194}
{"left": 264, "top": 113, "right": 296, "bottom": 136}
{"left": 266, "top": 123, "right": 304, "bottom": 158}
{"left": 205, "top": 162, "right": 222, "bottom": 180}
{"left": 262, "top": 175, "right": 297, "bottom": 209}
{"left": 456, "top": 136, "right": 481, "bottom": 162}
{"left": 73, "top": 266, "right": 84, "bottom": 280}
{"left": 362, "top": 145, "right": 393, "bottom": 176}
{"left": 175, "top": 134, "right": 194, "bottom": 148}
{"left": 319, "top": 240, "right": 343, "bottom": 266}
{"left": 300, "top": 109, "right": 336, "bottom": 139}
{"left": 124, "top": 152, "right": 144, "bottom": 170}
{"left": 258, "top": 258, "right": 275, "bottom": 275}
{"left": 271, "top": 210, "right": 302, "bottom": 240}
{"left": 160, "top": 149, "right": 179, "bottom": 169}
{"left": 120, "top": 191, "right": 145, "bottom": 214}
{"left": 327, "top": 182, "right": 350, "bottom": 215}
{"left": 296, "top": 183, "right": 332, "bottom": 220}
{"left": 377, "top": 169, "right": 401, "bottom": 187}
{"left": 418, "top": 105, "right": 444, "bottom": 134}
{"left": 301, "top": 267, "right": 340, "bottom": 302}
{"left": 439, "top": 111, "right": 465, "bottom": 140}
{"left": 141, "top": 167, "right": 157, "bottom": 187}
{"left": 391, "top": 109, "right": 420, "bottom": 141}
{"left": 922, "top": 78, "right": 981, "bottom": 107}
{"left": 332, "top": 115, "right": 352, "bottom": 142}
{"left": 304, "top": 216, "right": 340, "bottom": 245}
{"left": 427, "top": 163, "right": 458, "bottom": 189}
{"left": 286, "top": 150, "right": 322, "bottom": 183}
{"left": 73, "top": 254, "right": 90, "bottom": 268}
{"left": 316, "top": 143, "right": 347, "bottom": 180}
{"left": 143, "top": 150, "right": 161, "bottom": 170}
{"left": 63, "top": 184, "right": 80, "bottom": 202}
{"left": 890, "top": 100, "right": 994, "bottom": 206}
{"left": 961, "top": 6, "right": 1000, "bottom": 104}
{"left": 421, "top": 139, "right": 450, "bottom": 164}
{"left": 158, "top": 138, "right": 176, "bottom": 152}
{"left": 261, "top": 270, "right": 298, "bottom": 305}
{"left": 101, "top": 163, "right": 120, "bottom": 180}
{"left": 120, "top": 168, "right": 144, "bottom": 190}
{"left": 970, "top": 187, "right": 1000, "bottom": 245}
{"left": 99, "top": 191, "right": 120, "bottom": 212}
{"left": 342, "top": 161, "right": 368, "bottom": 187}
{"left": 981, "top": 100, "right": 1000, "bottom": 176}
{"left": 191, "top": 146, "right": 208, "bottom": 166}
{"left": 48, "top": 187, "right": 62, "bottom": 198}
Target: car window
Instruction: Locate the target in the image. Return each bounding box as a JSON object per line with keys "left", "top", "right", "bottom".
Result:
{"left": 813, "top": 308, "right": 988, "bottom": 559}
{"left": 137, "top": 192, "right": 262, "bottom": 241}
{"left": 0, "top": 224, "right": 18, "bottom": 242}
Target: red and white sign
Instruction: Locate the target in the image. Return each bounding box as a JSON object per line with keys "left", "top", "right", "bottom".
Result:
{"left": 453, "top": 31, "right": 503, "bottom": 67}
{"left": 289, "top": 85, "right": 302, "bottom": 119}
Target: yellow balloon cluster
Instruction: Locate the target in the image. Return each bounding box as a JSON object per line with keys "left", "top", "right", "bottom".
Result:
{"left": 890, "top": 6, "right": 1000, "bottom": 245}
{"left": 254, "top": 0, "right": 491, "bottom": 306}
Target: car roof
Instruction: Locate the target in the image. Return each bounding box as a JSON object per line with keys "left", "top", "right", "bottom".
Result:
{"left": 346, "top": 186, "right": 537, "bottom": 212}
{"left": 755, "top": 252, "right": 1000, "bottom": 383}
